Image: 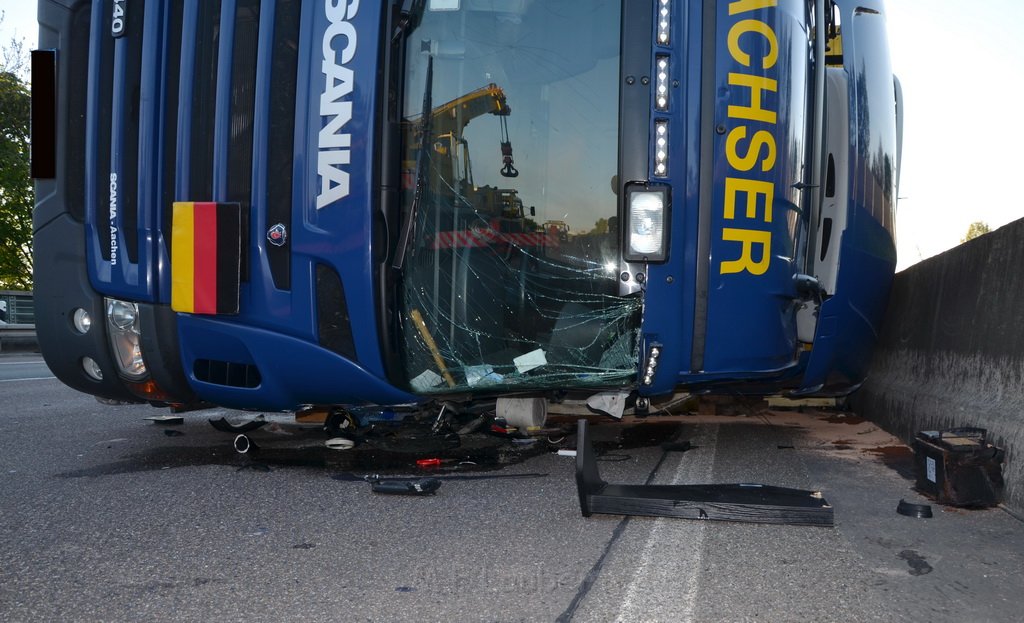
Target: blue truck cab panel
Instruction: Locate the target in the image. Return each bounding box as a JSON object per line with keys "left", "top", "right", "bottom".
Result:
{"left": 644, "top": 0, "right": 813, "bottom": 397}
{"left": 33, "top": 0, "right": 900, "bottom": 411}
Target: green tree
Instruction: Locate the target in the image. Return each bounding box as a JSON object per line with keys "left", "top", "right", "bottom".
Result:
{"left": 0, "top": 24, "right": 32, "bottom": 289}
{"left": 961, "top": 221, "right": 991, "bottom": 243}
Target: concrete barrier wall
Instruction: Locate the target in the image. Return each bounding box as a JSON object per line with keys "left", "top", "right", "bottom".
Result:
{"left": 855, "top": 216, "right": 1024, "bottom": 513}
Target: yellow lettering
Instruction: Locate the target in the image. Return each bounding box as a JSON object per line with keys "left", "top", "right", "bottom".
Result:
{"left": 720, "top": 228, "right": 772, "bottom": 275}
{"left": 727, "top": 73, "right": 778, "bottom": 124}
{"left": 728, "top": 0, "right": 778, "bottom": 16}
{"left": 726, "top": 127, "right": 776, "bottom": 172}
{"left": 720, "top": 0, "right": 779, "bottom": 279}
{"left": 724, "top": 177, "right": 774, "bottom": 222}
{"left": 728, "top": 19, "right": 778, "bottom": 69}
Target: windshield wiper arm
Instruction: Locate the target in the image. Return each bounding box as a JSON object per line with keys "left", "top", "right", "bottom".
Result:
{"left": 392, "top": 0, "right": 425, "bottom": 43}
{"left": 392, "top": 53, "right": 434, "bottom": 270}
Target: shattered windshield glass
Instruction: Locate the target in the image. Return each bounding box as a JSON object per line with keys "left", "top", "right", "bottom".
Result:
{"left": 397, "top": 0, "right": 640, "bottom": 394}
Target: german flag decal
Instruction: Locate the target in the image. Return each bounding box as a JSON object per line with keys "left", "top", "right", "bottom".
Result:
{"left": 171, "top": 202, "right": 242, "bottom": 314}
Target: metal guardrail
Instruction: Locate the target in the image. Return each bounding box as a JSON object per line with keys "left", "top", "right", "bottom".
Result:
{"left": 0, "top": 290, "right": 34, "bottom": 326}
{"left": 0, "top": 291, "right": 36, "bottom": 352}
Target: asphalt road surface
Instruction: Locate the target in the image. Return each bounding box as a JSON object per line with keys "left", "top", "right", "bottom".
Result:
{"left": 1, "top": 354, "right": 1022, "bottom": 622}
{"left": 0, "top": 354, "right": 54, "bottom": 382}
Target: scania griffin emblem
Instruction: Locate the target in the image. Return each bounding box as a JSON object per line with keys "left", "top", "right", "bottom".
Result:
{"left": 267, "top": 223, "right": 287, "bottom": 247}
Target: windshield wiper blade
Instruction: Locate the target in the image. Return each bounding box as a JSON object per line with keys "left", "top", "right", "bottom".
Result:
{"left": 392, "top": 53, "right": 434, "bottom": 270}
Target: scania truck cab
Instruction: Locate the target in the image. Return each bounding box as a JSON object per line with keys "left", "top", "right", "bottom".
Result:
{"left": 32, "top": 0, "right": 900, "bottom": 413}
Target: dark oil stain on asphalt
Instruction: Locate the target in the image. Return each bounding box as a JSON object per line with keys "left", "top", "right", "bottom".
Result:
{"left": 864, "top": 445, "right": 916, "bottom": 480}
{"left": 898, "top": 549, "right": 934, "bottom": 576}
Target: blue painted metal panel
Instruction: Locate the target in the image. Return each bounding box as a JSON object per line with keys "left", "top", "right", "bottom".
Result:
{"left": 647, "top": 0, "right": 811, "bottom": 394}
{"left": 84, "top": 0, "right": 150, "bottom": 301}
{"left": 178, "top": 315, "right": 414, "bottom": 410}
{"left": 153, "top": 1, "right": 181, "bottom": 303}
{"left": 797, "top": 1, "right": 898, "bottom": 394}
{"left": 701, "top": 0, "right": 808, "bottom": 376}
{"left": 135, "top": 0, "right": 162, "bottom": 300}
{"left": 641, "top": 0, "right": 700, "bottom": 396}
{"left": 294, "top": 1, "right": 389, "bottom": 374}
{"left": 797, "top": 215, "right": 895, "bottom": 393}
{"left": 212, "top": 0, "right": 239, "bottom": 201}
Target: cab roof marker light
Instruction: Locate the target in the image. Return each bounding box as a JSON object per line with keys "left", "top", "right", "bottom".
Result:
{"left": 657, "top": 0, "right": 670, "bottom": 45}
{"left": 654, "top": 120, "right": 669, "bottom": 177}
{"left": 655, "top": 55, "right": 670, "bottom": 111}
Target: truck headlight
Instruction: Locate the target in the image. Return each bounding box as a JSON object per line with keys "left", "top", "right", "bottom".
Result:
{"left": 625, "top": 186, "right": 669, "bottom": 262}
{"left": 105, "top": 298, "right": 147, "bottom": 380}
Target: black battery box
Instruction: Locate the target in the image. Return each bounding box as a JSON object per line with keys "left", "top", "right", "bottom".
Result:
{"left": 914, "top": 428, "right": 1004, "bottom": 507}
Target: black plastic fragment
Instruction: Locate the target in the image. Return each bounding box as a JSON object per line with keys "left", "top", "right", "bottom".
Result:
{"left": 897, "top": 499, "right": 933, "bottom": 518}
{"left": 575, "top": 419, "right": 834, "bottom": 526}
{"left": 371, "top": 478, "right": 442, "bottom": 496}
{"left": 210, "top": 416, "right": 266, "bottom": 434}
{"left": 146, "top": 415, "right": 184, "bottom": 425}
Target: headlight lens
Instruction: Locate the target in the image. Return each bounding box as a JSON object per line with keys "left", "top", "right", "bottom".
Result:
{"left": 105, "top": 298, "right": 147, "bottom": 380}
{"left": 107, "top": 299, "right": 138, "bottom": 330}
{"left": 625, "top": 187, "right": 669, "bottom": 262}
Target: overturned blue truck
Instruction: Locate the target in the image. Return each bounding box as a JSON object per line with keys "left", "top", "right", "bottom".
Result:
{"left": 32, "top": 0, "right": 900, "bottom": 522}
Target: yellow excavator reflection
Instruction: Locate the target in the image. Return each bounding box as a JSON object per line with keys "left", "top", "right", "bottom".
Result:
{"left": 404, "top": 83, "right": 527, "bottom": 220}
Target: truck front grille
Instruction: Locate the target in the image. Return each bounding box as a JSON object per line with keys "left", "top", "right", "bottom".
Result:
{"left": 80, "top": 0, "right": 302, "bottom": 293}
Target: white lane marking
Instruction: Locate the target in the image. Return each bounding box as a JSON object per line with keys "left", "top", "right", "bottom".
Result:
{"left": 0, "top": 362, "right": 48, "bottom": 365}
{"left": 615, "top": 425, "right": 719, "bottom": 623}
{"left": 0, "top": 376, "right": 57, "bottom": 382}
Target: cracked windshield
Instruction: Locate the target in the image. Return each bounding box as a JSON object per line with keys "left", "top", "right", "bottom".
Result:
{"left": 397, "top": 0, "right": 640, "bottom": 394}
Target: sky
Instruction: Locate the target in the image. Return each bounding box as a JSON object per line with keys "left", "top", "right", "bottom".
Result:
{"left": 3, "top": 1, "right": 1022, "bottom": 272}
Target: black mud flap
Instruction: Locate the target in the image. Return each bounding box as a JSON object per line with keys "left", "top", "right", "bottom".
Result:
{"left": 575, "top": 420, "right": 834, "bottom": 526}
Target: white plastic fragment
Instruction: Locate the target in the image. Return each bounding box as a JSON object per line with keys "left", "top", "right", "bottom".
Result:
{"left": 465, "top": 364, "right": 503, "bottom": 386}
{"left": 325, "top": 437, "right": 355, "bottom": 451}
{"left": 513, "top": 348, "right": 547, "bottom": 374}
{"left": 411, "top": 369, "right": 444, "bottom": 392}
{"left": 586, "top": 391, "right": 630, "bottom": 419}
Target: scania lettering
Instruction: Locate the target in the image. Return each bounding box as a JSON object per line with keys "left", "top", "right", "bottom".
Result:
{"left": 33, "top": 1, "right": 901, "bottom": 428}
{"left": 108, "top": 173, "right": 118, "bottom": 266}
{"left": 317, "top": 0, "right": 359, "bottom": 209}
